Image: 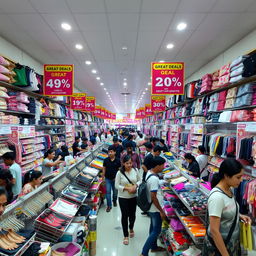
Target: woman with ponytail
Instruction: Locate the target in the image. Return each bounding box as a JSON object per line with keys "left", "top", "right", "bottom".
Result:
{"left": 20, "top": 170, "right": 42, "bottom": 196}
{"left": 115, "top": 155, "right": 141, "bottom": 245}
{"left": 203, "top": 158, "right": 251, "bottom": 256}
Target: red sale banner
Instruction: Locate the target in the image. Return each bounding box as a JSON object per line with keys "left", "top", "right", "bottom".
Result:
{"left": 151, "top": 96, "right": 166, "bottom": 112}
{"left": 145, "top": 104, "right": 153, "bottom": 116}
{"left": 101, "top": 107, "right": 105, "bottom": 119}
{"left": 108, "top": 111, "right": 111, "bottom": 119}
{"left": 44, "top": 64, "right": 74, "bottom": 96}
{"left": 151, "top": 62, "right": 184, "bottom": 95}
{"left": 94, "top": 106, "right": 101, "bottom": 117}
{"left": 70, "top": 93, "right": 86, "bottom": 110}
{"left": 111, "top": 113, "right": 116, "bottom": 120}
{"left": 140, "top": 107, "right": 146, "bottom": 119}
{"left": 135, "top": 109, "right": 141, "bottom": 119}
{"left": 85, "top": 96, "right": 95, "bottom": 112}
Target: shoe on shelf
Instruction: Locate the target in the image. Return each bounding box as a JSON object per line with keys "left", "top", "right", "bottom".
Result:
{"left": 106, "top": 207, "right": 112, "bottom": 212}
{"left": 113, "top": 202, "right": 117, "bottom": 207}
{"left": 151, "top": 246, "right": 166, "bottom": 252}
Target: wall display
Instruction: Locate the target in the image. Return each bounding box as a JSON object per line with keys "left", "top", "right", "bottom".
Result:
{"left": 43, "top": 64, "right": 74, "bottom": 96}
{"left": 85, "top": 96, "right": 96, "bottom": 112}
{"left": 70, "top": 93, "right": 86, "bottom": 110}
{"left": 151, "top": 62, "right": 184, "bottom": 95}
{"left": 151, "top": 95, "right": 166, "bottom": 112}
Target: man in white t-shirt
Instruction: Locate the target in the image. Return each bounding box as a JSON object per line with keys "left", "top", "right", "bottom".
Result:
{"left": 196, "top": 145, "right": 208, "bottom": 178}
{"left": 140, "top": 156, "right": 167, "bottom": 256}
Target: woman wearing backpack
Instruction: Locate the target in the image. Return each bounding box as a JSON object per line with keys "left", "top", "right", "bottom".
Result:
{"left": 115, "top": 155, "right": 141, "bottom": 245}
{"left": 203, "top": 159, "right": 251, "bottom": 256}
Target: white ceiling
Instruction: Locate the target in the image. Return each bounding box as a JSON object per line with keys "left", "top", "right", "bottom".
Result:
{"left": 0, "top": 0, "right": 256, "bottom": 113}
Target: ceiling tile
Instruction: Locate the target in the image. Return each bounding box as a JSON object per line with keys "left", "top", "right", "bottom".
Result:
{"left": 41, "top": 13, "right": 79, "bottom": 31}
{"left": 135, "top": 31, "right": 166, "bottom": 61}
{"left": 75, "top": 14, "right": 108, "bottom": 32}
{"left": 30, "top": 0, "right": 70, "bottom": 14}
{"left": 246, "top": 1, "right": 256, "bottom": 12}
{"left": 66, "top": 0, "right": 105, "bottom": 13}
{"left": 139, "top": 13, "right": 173, "bottom": 31}
{"left": 169, "top": 13, "right": 206, "bottom": 30}
{"left": 8, "top": 14, "right": 49, "bottom": 31}
{"left": 0, "top": 0, "right": 35, "bottom": 13}
{"left": 211, "top": 0, "right": 255, "bottom": 13}
{"left": 142, "top": 0, "right": 180, "bottom": 13}
{"left": 105, "top": 0, "right": 141, "bottom": 13}
{"left": 108, "top": 13, "right": 140, "bottom": 32}
{"left": 177, "top": 0, "right": 217, "bottom": 13}
{"left": 82, "top": 31, "right": 114, "bottom": 61}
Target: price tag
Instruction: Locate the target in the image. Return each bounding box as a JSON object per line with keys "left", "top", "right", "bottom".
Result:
{"left": 85, "top": 96, "right": 95, "bottom": 112}
{"left": 71, "top": 93, "right": 86, "bottom": 110}
{"left": 151, "top": 62, "right": 184, "bottom": 95}
{"left": 44, "top": 64, "right": 74, "bottom": 96}
{"left": 151, "top": 96, "right": 166, "bottom": 112}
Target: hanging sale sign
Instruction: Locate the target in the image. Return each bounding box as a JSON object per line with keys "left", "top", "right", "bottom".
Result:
{"left": 44, "top": 64, "right": 74, "bottom": 96}
{"left": 108, "top": 111, "right": 111, "bottom": 119}
{"left": 145, "top": 104, "right": 153, "bottom": 116}
{"left": 101, "top": 107, "right": 105, "bottom": 119}
{"left": 70, "top": 93, "right": 86, "bottom": 110}
{"left": 85, "top": 96, "right": 95, "bottom": 112}
{"left": 151, "top": 62, "right": 184, "bottom": 95}
{"left": 136, "top": 109, "right": 141, "bottom": 119}
{"left": 151, "top": 96, "right": 166, "bottom": 112}
{"left": 140, "top": 107, "right": 146, "bottom": 119}
{"left": 94, "top": 106, "right": 101, "bottom": 117}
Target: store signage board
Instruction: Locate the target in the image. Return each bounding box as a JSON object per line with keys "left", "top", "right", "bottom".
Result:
{"left": 151, "top": 62, "right": 184, "bottom": 95}
{"left": 145, "top": 104, "right": 153, "bottom": 116}
{"left": 151, "top": 96, "right": 166, "bottom": 112}
{"left": 140, "top": 107, "right": 146, "bottom": 119}
{"left": 70, "top": 93, "right": 86, "bottom": 110}
{"left": 85, "top": 96, "right": 96, "bottom": 112}
{"left": 44, "top": 64, "right": 74, "bottom": 96}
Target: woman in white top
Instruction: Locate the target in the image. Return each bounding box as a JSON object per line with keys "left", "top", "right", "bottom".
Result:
{"left": 115, "top": 155, "right": 141, "bottom": 245}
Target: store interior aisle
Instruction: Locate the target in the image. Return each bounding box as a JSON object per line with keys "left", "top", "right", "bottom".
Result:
{"left": 96, "top": 204, "right": 167, "bottom": 256}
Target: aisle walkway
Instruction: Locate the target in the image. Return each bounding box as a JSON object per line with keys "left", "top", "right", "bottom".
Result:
{"left": 96, "top": 204, "right": 168, "bottom": 256}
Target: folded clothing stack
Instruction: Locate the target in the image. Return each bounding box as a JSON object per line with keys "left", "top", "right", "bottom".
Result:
{"left": 0, "top": 112, "right": 19, "bottom": 124}
{"left": 229, "top": 56, "right": 247, "bottom": 83}
{"left": 0, "top": 56, "right": 16, "bottom": 83}
{"left": 199, "top": 74, "right": 212, "bottom": 94}
{"left": 7, "top": 92, "right": 29, "bottom": 112}
{"left": 217, "top": 64, "right": 230, "bottom": 87}
{"left": 180, "top": 216, "right": 206, "bottom": 237}
{"left": 166, "top": 228, "right": 191, "bottom": 251}
{"left": 234, "top": 83, "right": 256, "bottom": 108}
{"left": 211, "top": 70, "right": 220, "bottom": 90}
{"left": 224, "top": 87, "right": 237, "bottom": 109}
{"left": 252, "top": 109, "right": 256, "bottom": 121}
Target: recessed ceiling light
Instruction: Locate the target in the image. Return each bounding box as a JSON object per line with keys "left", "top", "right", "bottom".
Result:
{"left": 159, "top": 60, "right": 165, "bottom": 63}
{"left": 61, "top": 22, "right": 71, "bottom": 31}
{"left": 177, "top": 22, "right": 187, "bottom": 31}
{"left": 91, "top": 69, "right": 97, "bottom": 74}
{"left": 123, "top": 78, "right": 127, "bottom": 81}
{"left": 166, "top": 43, "right": 174, "bottom": 49}
{"left": 122, "top": 46, "right": 128, "bottom": 50}
{"left": 96, "top": 77, "right": 100, "bottom": 80}
{"left": 100, "top": 82, "right": 104, "bottom": 86}
{"left": 123, "top": 82, "right": 127, "bottom": 86}
{"left": 75, "top": 44, "right": 83, "bottom": 50}
{"left": 145, "top": 88, "right": 148, "bottom": 91}
{"left": 148, "top": 82, "right": 151, "bottom": 86}
{"left": 106, "top": 92, "right": 109, "bottom": 94}
{"left": 103, "top": 88, "right": 106, "bottom": 91}
{"left": 85, "top": 61, "right": 92, "bottom": 65}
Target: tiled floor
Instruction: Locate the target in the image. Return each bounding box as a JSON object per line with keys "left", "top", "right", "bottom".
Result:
{"left": 96, "top": 203, "right": 167, "bottom": 256}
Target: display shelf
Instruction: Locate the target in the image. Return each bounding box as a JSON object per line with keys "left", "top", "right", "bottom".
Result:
{"left": 40, "top": 115, "right": 65, "bottom": 119}
{"left": 0, "top": 109, "right": 35, "bottom": 116}
{"left": 23, "top": 148, "right": 45, "bottom": 155}
{"left": 19, "top": 136, "right": 35, "bottom": 139}
{"left": 174, "top": 209, "right": 204, "bottom": 245}
{"left": 35, "top": 125, "right": 65, "bottom": 129}
{"left": 49, "top": 133, "right": 65, "bottom": 136}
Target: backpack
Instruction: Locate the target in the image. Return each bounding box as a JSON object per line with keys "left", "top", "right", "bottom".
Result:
{"left": 137, "top": 174, "right": 156, "bottom": 212}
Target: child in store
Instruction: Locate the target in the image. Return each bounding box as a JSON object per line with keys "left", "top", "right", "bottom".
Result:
{"left": 20, "top": 170, "right": 42, "bottom": 196}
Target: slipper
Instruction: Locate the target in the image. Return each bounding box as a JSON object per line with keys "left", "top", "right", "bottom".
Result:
{"left": 129, "top": 230, "right": 135, "bottom": 238}
{"left": 123, "top": 237, "right": 129, "bottom": 245}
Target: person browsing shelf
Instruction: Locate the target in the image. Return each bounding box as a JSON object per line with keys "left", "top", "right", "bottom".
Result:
{"left": 184, "top": 153, "right": 200, "bottom": 178}
{"left": 196, "top": 145, "right": 208, "bottom": 178}
{"left": 115, "top": 155, "right": 141, "bottom": 245}
{"left": 159, "top": 139, "right": 169, "bottom": 153}
{"left": 20, "top": 170, "right": 42, "bottom": 196}
{"left": 72, "top": 136, "right": 82, "bottom": 156}
{"left": 42, "top": 149, "right": 63, "bottom": 176}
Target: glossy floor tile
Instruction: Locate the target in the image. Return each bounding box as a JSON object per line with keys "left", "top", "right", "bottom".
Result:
{"left": 96, "top": 202, "right": 168, "bottom": 256}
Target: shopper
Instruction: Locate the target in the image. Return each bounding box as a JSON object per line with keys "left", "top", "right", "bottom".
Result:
{"left": 113, "top": 136, "right": 124, "bottom": 159}
{"left": 152, "top": 137, "right": 160, "bottom": 147}
{"left": 159, "top": 139, "right": 169, "bottom": 153}
{"left": 140, "top": 156, "right": 167, "bottom": 256}
{"left": 95, "top": 132, "right": 101, "bottom": 144}
{"left": 59, "top": 145, "right": 70, "bottom": 161}
{"left": 102, "top": 146, "right": 121, "bottom": 212}
{"left": 122, "top": 133, "right": 130, "bottom": 149}
{"left": 2, "top": 152, "right": 22, "bottom": 199}
{"left": 42, "top": 149, "right": 63, "bottom": 176}
{"left": 81, "top": 137, "right": 89, "bottom": 152}
{"left": 100, "top": 131, "right": 108, "bottom": 142}
{"left": 203, "top": 159, "right": 251, "bottom": 256}
{"left": 0, "top": 169, "right": 13, "bottom": 203}
{"left": 184, "top": 153, "right": 200, "bottom": 178}
{"left": 0, "top": 188, "right": 7, "bottom": 216}
{"left": 141, "top": 142, "right": 154, "bottom": 180}
{"left": 72, "top": 136, "right": 82, "bottom": 156}
{"left": 121, "top": 142, "right": 141, "bottom": 170}
{"left": 196, "top": 145, "right": 208, "bottom": 178}
{"left": 20, "top": 170, "right": 42, "bottom": 196}
{"left": 115, "top": 155, "right": 141, "bottom": 245}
